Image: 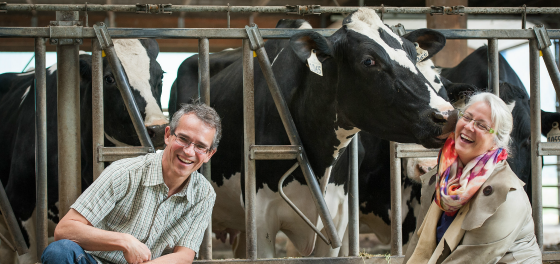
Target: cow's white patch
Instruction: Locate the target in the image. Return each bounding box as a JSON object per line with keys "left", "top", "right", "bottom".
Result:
{"left": 271, "top": 48, "right": 284, "bottom": 67}
{"left": 20, "top": 86, "right": 31, "bottom": 107}
{"left": 105, "top": 132, "right": 132, "bottom": 146}
{"left": 345, "top": 9, "right": 417, "bottom": 73}
{"left": 425, "top": 83, "right": 453, "bottom": 112}
{"left": 298, "top": 22, "right": 312, "bottom": 29}
{"left": 16, "top": 71, "right": 35, "bottom": 77}
{"left": 48, "top": 63, "right": 57, "bottom": 75}
{"left": 332, "top": 126, "right": 360, "bottom": 159}
{"left": 212, "top": 172, "right": 246, "bottom": 232}
{"left": 113, "top": 39, "right": 168, "bottom": 127}
{"left": 507, "top": 101, "right": 516, "bottom": 113}
{"left": 313, "top": 182, "right": 348, "bottom": 257}
{"left": 417, "top": 59, "right": 443, "bottom": 93}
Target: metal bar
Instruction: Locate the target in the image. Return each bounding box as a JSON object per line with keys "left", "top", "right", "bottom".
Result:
{"left": 348, "top": 134, "right": 359, "bottom": 256}
{"left": 92, "top": 39, "right": 104, "bottom": 181}
{"left": 34, "top": 36, "right": 47, "bottom": 259}
{"left": 57, "top": 11, "right": 81, "bottom": 219}
{"left": 530, "top": 38, "right": 543, "bottom": 252}
{"left": 538, "top": 142, "right": 560, "bottom": 156}
{"left": 0, "top": 232, "right": 15, "bottom": 252}
{"left": 390, "top": 141, "right": 402, "bottom": 256}
{"left": 3, "top": 28, "right": 560, "bottom": 40}
{"left": 3, "top": 4, "right": 560, "bottom": 14}
{"left": 247, "top": 24, "right": 341, "bottom": 249}
{"left": 249, "top": 145, "right": 301, "bottom": 160}
{"left": 395, "top": 143, "right": 440, "bottom": 158}
{"left": 198, "top": 37, "right": 212, "bottom": 261}
{"left": 544, "top": 206, "right": 560, "bottom": 210}
{"left": 93, "top": 22, "right": 155, "bottom": 151}
{"left": 277, "top": 163, "right": 330, "bottom": 245}
{"left": 184, "top": 256, "right": 406, "bottom": 264}
{"left": 488, "top": 38, "right": 499, "bottom": 95}
{"left": 543, "top": 185, "right": 560, "bottom": 188}
{"left": 0, "top": 179, "right": 27, "bottom": 254}
{"left": 97, "top": 146, "right": 153, "bottom": 162}
{"left": 242, "top": 39, "right": 257, "bottom": 260}
{"left": 541, "top": 47, "right": 560, "bottom": 103}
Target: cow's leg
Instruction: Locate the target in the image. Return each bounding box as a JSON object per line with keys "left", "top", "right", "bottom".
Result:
{"left": 232, "top": 231, "right": 246, "bottom": 259}
{"left": 0, "top": 215, "right": 18, "bottom": 264}
{"left": 338, "top": 226, "right": 349, "bottom": 257}
{"left": 309, "top": 183, "right": 349, "bottom": 257}
{"left": 18, "top": 208, "right": 39, "bottom": 264}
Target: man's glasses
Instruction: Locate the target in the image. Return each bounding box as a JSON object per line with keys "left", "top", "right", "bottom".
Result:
{"left": 458, "top": 110, "right": 495, "bottom": 134}
{"left": 172, "top": 132, "right": 211, "bottom": 155}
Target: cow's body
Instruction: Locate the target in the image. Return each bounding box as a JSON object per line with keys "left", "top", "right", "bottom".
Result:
{"left": 171, "top": 9, "right": 454, "bottom": 258}
{"left": 0, "top": 39, "right": 168, "bottom": 263}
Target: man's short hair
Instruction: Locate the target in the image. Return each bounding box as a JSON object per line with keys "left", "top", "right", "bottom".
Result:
{"left": 170, "top": 102, "right": 222, "bottom": 149}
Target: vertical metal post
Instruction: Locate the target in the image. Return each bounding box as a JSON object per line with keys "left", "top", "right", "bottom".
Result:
{"left": 243, "top": 39, "right": 257, "bottom": 260}
{"left": 348, "top": 133, "right": 359, "bottom": 256}
{"left": 488, "top": 38, "right": 500, "bottom": 95}
{"left": 35, "top": 37, "right": 48, "bottom": 259}
{"left": 390, "top": 141, "right": 402, "bottom": 256}
{"left": 92, "top": 39, "right": 104, "bottom": 181}
{"left": 198, "top": 37, "right": 212, "bottom": 260}
{"left": 529, "top": 39, "right": 543, "bottom": 252}
{"left": 56, "top": 11, "right": 81, "bottom": 219}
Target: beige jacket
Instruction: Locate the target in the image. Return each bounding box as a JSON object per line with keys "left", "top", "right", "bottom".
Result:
{"left": 404, "top": 161, "right": 541, "bottom": 264}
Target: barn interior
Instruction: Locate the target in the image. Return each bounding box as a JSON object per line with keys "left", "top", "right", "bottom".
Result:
{"left": 2, "top": 0, "right": 560, "bottom": 259}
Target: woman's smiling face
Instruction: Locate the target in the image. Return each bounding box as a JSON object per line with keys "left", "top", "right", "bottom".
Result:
{"left": 455, "top": 101, "right": 497, "bottom": 164}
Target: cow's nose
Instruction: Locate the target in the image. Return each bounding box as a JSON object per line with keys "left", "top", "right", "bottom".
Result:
{"left": 146, "top": 124, "right": 167, "bottom": 149}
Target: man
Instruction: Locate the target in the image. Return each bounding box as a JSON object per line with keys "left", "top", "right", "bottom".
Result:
{"left": 42, "top": 103, "right": 220, "bottom": 264}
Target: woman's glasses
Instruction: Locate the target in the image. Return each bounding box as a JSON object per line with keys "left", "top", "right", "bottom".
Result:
{"left": 458, "top": 110, "right": 495, "bottom": 134}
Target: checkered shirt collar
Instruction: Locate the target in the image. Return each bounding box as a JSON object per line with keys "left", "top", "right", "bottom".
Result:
{"left": 141, "top": 150, "right": 195, "bottom": 197}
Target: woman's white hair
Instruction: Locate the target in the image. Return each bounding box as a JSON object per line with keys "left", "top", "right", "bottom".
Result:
{"left": 463, "top": 92, "right": 513, "bottom": 153}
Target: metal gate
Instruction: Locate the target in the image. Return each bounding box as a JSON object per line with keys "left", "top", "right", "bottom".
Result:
{"left": 1, "top": 4, "right": 560, "bottom": 264}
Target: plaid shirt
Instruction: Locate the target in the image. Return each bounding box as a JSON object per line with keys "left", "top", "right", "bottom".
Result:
{"left": 71, "top": 150, "right": 215, "bottom": 264}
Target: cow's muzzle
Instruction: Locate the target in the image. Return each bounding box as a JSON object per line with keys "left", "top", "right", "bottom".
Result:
{"left": 146, "top": 124, "right": 167, "bottom": 149}
{"left": 433, "top": 109, "right": 458, "bottom": 139}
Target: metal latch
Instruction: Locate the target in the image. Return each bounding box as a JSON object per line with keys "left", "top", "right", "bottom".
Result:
{"left": 533, "top": 24, "right": 552, "bottom": 50}
{"left": 286, "top": 5, "right": 321, "bottom": 15}
{"left": 430, "top": 5, "right": 465, "bottom": 16}
{"left": 49, "top": 20, "right": 83, "bottom": 45}
{"left": 0, "top": 2, "right": 7, "bottom": 13}
{"left": 136, "top": 3, "right": 172, "bottom": 14}
{"left": 245, "top": 24, "right": 265, "bottom": 51}
{"left": 390, "top": 23, "right": 406, "bottom": 36}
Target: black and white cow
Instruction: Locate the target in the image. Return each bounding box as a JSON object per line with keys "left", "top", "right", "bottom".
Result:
{"left": 171, "top": 8, "right": 454, "bottom": 258}
{"left": 0, "top": 39, "right": 168, "bottom": 263}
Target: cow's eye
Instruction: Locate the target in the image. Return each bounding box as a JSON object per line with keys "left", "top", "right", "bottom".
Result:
{"left": 363, "top": 58, "right": 375, "bottom": 67}
{"left": 105, "top": 75, "right": 115, "bottom": 84}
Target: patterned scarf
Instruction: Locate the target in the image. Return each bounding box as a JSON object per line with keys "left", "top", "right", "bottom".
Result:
{"left": 435, "top": 132, "right": 508, "bottom": 216}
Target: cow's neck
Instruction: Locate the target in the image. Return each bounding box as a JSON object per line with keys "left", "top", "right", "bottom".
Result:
{"left": 289, "top": 60, "right": 357, "bottom": 189}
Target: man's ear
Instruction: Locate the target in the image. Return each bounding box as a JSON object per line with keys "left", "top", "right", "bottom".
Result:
{"left": 403, "top": 29, "right": 446, "bottom": 62}
{"left": 164, "top": 126, "right": 171, "bottom": 146}
{"left": 204, "top": 149, "right": 217, "bottom": 162}
{"left": 290, "top": 30, "right": 333, "bottom": 63}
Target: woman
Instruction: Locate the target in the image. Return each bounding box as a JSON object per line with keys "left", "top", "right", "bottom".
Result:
{"left": 404, "top": 92, "right": 541, "bottom": 264}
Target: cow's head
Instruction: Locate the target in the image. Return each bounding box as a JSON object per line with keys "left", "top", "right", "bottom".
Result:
{"left": 82, "top": 39, "right": 168, "bottom": 147}
{"left": 290, "top": 8, "right": 454, "bottom": 148}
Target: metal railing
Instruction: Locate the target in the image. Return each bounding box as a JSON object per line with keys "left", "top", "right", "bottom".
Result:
{"left": 2, "top": 4, "right": 560, "bottom": 263}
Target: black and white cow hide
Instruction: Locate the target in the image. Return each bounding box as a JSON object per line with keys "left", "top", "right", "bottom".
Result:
{"left": 171, "top": 8, "right": 454, "bottom": 258}
{"left": 0, "top": 39, "right": 168, "bottom": 264}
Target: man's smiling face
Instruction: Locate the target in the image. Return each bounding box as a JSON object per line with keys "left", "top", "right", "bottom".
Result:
{"left": 163, "top": 113, "right": 216, "bottom": 179}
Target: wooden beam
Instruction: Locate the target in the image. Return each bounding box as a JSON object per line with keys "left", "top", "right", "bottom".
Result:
{"left": 426, "top": 0, "right": 468, "bottom": 68}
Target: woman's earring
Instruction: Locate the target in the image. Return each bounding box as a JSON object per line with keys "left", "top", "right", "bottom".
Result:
{"left": 490, "top": 146, "right": 497, "bottom": 151}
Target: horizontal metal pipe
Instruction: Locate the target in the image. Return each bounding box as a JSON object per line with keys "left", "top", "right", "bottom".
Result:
{"left": 3, "top": 4, "right": 560, "bottom": 14}
{"left": 2, "top": 28, "right": 560, "bottom": 40}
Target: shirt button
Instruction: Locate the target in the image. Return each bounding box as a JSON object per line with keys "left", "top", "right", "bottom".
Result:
{"left": 483, "top": 186, "right": 493, "bottom": 196}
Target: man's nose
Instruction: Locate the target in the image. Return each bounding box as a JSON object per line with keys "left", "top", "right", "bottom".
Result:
{"left": 182, "top": 143, "right": 196, "bottom": 155}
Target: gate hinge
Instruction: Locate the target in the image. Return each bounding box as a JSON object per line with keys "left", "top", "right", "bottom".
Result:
{"left": 136, "top": 3, "right": 172, "bottom": 14}
{"left": 49, "top": 20, "right": 83, "bottom": 45}
{"left": 533, "top": 24, "right": 552, "bottom": 50}
{"left": 286, "top": 5, "right": 321, "bottom": 16}
{"left": 430, "top": 5, "right": 465, "bottom": 16}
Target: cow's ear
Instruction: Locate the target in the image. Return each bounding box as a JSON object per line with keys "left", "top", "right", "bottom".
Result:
{"left": 403, "top": 29, "right": 446, "bottom": 61}
{"left": 79, "top": 55, "right": 92, "bottom": 81}
{"left": 139, "top": 39, "right": 160, "bottom": 59}
{"left": 290, "top": 31, "right": 333, "bottom": 63}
